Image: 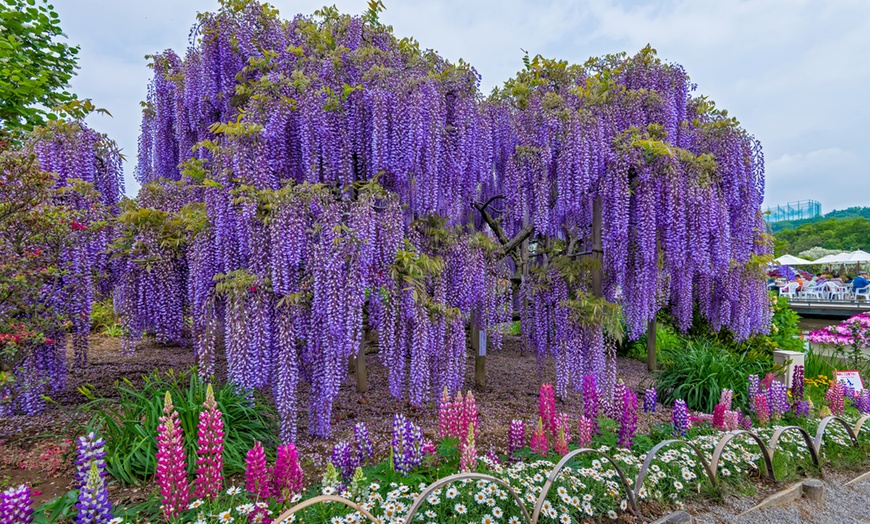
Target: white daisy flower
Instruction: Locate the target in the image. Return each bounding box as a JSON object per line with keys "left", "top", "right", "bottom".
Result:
{"left": 226, "top": 486, "right": 242, "bottom": 496}
{"left": 455, "top": 503, "right": 468, "bottom": 514}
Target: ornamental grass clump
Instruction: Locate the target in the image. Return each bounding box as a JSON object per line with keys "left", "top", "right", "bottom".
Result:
{"left": 156, "top": 391, "right": 190, "bottom": 519}
{"left": 194, "top": 383, "right": 224, "bottom": 501}
{"left": 0, "top": 485, "right": 33, "bottom": 524}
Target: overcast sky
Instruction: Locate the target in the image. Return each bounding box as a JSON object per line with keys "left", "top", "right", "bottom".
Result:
{"left": 54, "top": 0, "right": 870, "bottom": 213}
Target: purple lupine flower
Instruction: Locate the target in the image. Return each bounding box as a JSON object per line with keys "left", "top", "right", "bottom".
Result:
{"left": 794, "top": 400, "right": 810, "bottom": 417}
{"left": 747, "top": 374, "right": 760, "bottom": 412}
{"left": 617, "top": 387, "right": 638, "bottom": 449}
{"left": 508, "top": 419, "right": 524, "bottom": 458}
{"left": 76, "top": 462, "right": 112, "bottom": 524}
{"left": 856, "top": 391, "right": 870, "bottom": 414}
{"left": 0, "top": 485, "right": 33, "bottom": 524}
{"left": 354, "top": 422, "right": 373, "bottom": 465}
{"left": 739, "top": 414, "right": 753, "bottom": 430}
{"left": 791, "top": 365, "right": 805, "bottom": 402}
{"left": 643, "top": 387, "right": 657, "bottom": 414}
{"left": 768, "top": 381, "right": 789, "bottom": 419}
{"left": 391, "top": 414, "right": 423, "bottom": 476}
{"left": 75, "top": 433, "right": 112, "bottom": 524}
{"left": 672, "top": 399, "right": 688, "bottom": 437}
{"left": 331, "top": 441, "right": 357, "bottom": 482}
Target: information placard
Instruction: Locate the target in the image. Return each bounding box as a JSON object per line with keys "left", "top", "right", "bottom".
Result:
{"left": 834, "top": 370, "right": 864, "bottom": 391}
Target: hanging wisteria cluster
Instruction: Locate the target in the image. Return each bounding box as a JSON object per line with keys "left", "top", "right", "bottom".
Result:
{"left": 117, "top": 0, "right": 770, "bottom": 439}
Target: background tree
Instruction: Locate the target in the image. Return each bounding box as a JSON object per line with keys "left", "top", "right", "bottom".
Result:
{"left": 0, "top": 0, "right": 79, "bottom": 135}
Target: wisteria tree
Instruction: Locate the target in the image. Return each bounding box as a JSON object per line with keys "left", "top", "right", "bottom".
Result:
{"left": 118, "top": 0, "right": 770, "bottom": 440}
{"left": 0, "top": 112, "right": 123, "bottom": 415}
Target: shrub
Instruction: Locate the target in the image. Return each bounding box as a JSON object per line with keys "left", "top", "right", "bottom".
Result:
{"left": 78, "top": 368, "right": 276, "bottom": 485}
{"left": 656, "top": 338, "right": 769, "bottom": 413}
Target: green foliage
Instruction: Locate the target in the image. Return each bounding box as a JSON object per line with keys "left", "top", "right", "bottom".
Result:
{"left": 89, "top": 297, "right": 122, "bottom": 337}
{"left": 656, "top": 338, "right": 769, "bottom": 413}
{"left": 0, "top": 0, "right": 80, "bottom": 134}
{"left": 769, "top": 206, "right": 870, "bottom": 233}
{"left": 76, "top": 368, "right": 277, "bottom": 485}
{"left": 31, "top": 489, "right": 79, "bottom": 524}
{"left": 766, "top": 294, "right": 804, "bottom": 352}
{"left": 773, "top": 216, "right": 870, "bottom": 256}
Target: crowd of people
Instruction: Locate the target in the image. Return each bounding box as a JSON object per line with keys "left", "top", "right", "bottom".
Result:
{"left": 769, "top": 269, "right": 870, "bottom": 298}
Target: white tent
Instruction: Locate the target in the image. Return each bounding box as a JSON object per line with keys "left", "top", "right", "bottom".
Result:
{"left": 826, "top": 250, "right": 870, "bottom": 264}
{"left": 774, "top": 254, "right": 813, "bottom": 266}
{"left": 812, "top": 254, "right": 841, "bottom": 264}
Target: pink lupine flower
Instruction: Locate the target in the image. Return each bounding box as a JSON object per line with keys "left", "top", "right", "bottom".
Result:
{"left": 271, "top": 443, "right": 303, "bottom": 502}
{"left": 755, "top": 394, "right": 770, "bottom": 426}
{"left": 826, "top": 381, "right": 845, "bottom": 416}
{"left": 539, "top": 384, "right": 557, "bottom": 439}
{"left": 463, "top": 391, "right": 479, "bottom": 440}
{"left": 577, "top": 416, "right": 593, "bottom": 448}
{"left": 719, "top": 389, "right": 733, "bottom": 411}
{"left": 554, "top": 424, "right": 568, "bottom": 456}
{"left": 194, "top": 384, "right": 224, "bottom": 500}
{"left": 459, "top": 422, "right": 477, "bottom": 472}
{"left": 530, "top": 417, "right": 548, "bottom": 456}
{"left": 156, "top": 392, "right": 190, "bottom": 519}
{"left": 245, "top": 441, "right": 271, "bottom": 499}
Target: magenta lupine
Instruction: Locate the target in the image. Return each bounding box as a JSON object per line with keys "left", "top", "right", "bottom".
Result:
{"left": 643, "top": 387, "right": 657, "bottom": 414}
{"left": 554, "top": 424, "right": 568, "bottom": 456}
{"left": 0, "top": 485, "right": 33, "bottom": 524}
{"left": 755, "top": 394, "right": 770, "bottom": 426}
{"left": 617, "top": 386, "right": 638, "bottom": 449}
{"left": 761, "top": 373, "right": 775, "bottom": 390}
{"left": 245, "top": 441, "right": 271, "bottom": 499}
{"left": 712, "top": 404, "right": 727, "bottom": 431}
{"left": 672, "top": 400, "right": 688, "bottom": 437}
{"left": 155, "top": 392, "right": 189, "bottom": 519}
{"left": 577, "top": 416, "right": 593, "bottom": 447}
{"left": 508, "top": 419, "right": 524, "bottom": 458}
{"left": 791, "top": 365, "right": 805, "bottom": 402}
{"left": 459, "top": 422, "right": 477, "bottom": 472}
{"left": 194, "top": 384, "right": 224, "bottom": 500}
{"left": 826, "top": 382, "right": 845, "bottom": 416}
{"left": 271, "top": 443, "right": 303, "bottom": 502}
{"left": 539, "top": 383, "right": 557, "bottom": 439}
{"left": 719, "top": 389, "right": 733, "bottom": 411}
{"left": 423, "top": 439, "right": 437, "bottom": 458}
{"left": 530, "top": 418, "right": 548, "bottom": 456}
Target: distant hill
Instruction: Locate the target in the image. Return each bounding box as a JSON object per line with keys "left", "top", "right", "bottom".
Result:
{"left": 768, "top": 206, "right": 870, "bottom": 233}
{"left": 773, "top": 210, "right": 870, "bottom": 257}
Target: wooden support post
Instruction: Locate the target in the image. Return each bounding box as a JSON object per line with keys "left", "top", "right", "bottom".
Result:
{"left": 356, "top": 325, "right": 369, "bottom": 394}
{"left": 471, "top": 322, "right": 486, "bottom": 388}
{"left": 647, "top": 317, "right": 657, "bottom": 372}
{"left": 591, "top": 198, "right": 603, "bottom": 298}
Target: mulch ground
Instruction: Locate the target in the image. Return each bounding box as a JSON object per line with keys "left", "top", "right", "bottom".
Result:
{"left": 0, "top": 334, "right": 663, "bottom": 508}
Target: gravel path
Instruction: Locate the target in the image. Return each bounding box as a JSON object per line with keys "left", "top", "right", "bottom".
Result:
{"left": 692, "top": 469, "right": 870, "bottom": 524}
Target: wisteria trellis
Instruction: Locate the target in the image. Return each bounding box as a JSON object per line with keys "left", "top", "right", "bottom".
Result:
{"left": 116, "top": 1, "right": 770, "bottom": 439}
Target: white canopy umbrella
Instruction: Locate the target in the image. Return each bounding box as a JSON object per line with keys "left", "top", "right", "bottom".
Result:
{"left": 826, "top": 250, "right": 870, "bottom": 264}
{"left": 812, "top": 254, "right": 840, "bottom": 264}
{"left": 774, "top": 254, "right": 813, "bottom": 266}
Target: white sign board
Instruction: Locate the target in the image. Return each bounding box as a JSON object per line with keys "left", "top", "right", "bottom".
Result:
{"left": 478, "top": 330, "right": 487, "bottom": 357}
{"left": 835, "top": 370, "right": 864, "bottom": 392}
